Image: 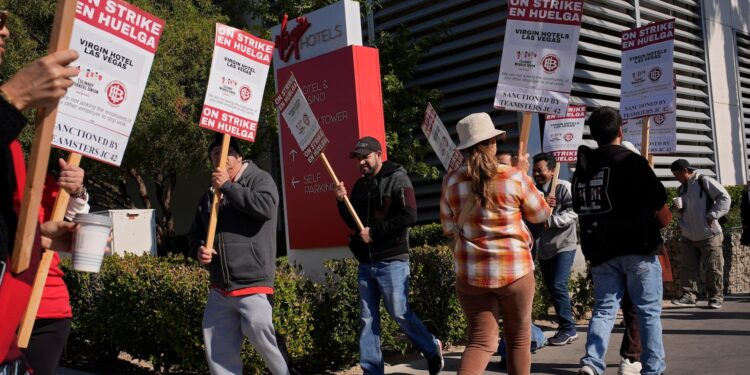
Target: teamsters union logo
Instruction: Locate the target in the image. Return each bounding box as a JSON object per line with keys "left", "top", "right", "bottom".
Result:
{"left": 541, "top": 54, "right": 560, "bottom": 73}
{"left": 649, "top": 66, "right": 662, "bottom": 82}
{"left": 239, "top": 85, "right": 252, "bottom": 102}
{"left": 105, "top": 81, "right": 127, "bottom": 107}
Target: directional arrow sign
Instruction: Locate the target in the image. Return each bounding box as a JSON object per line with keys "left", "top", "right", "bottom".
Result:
{"left": 289, "top": 149, "right": 297, "bottom": 162}
{"left": 291, "top": 176, "right": 299, "bottom": 188}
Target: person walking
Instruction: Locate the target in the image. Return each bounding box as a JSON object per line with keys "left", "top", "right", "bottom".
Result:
{"left": 572, "top": 107, "right": 667, "bottom": 375}
{"left": 188, "top": 134, "right": 294, "bottom": 375}
{"left": 335, "top": 136, "right": 444, "bottom": 375}
{"left": 440, "top": 113, "right": 551, "bottom": 375}
{"left": 530, "top": 152, "right": 579, "bottom": 346}
{"left": 670, "top": 159, "right": 730, "bottom": 309}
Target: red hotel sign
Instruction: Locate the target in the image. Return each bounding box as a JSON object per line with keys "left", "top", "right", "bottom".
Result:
{"left": 277, "top": 46, "right": 385, "bottom": 249}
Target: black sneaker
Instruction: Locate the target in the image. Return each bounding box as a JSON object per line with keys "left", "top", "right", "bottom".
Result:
{"left": 548, "top": 330, "right": 578, "bottom": 346}
{"left": 671, "top": 295, "right": 696, "bottom": 306}
{"left": 427, "top": 339, "right": 444, "bottom": 375}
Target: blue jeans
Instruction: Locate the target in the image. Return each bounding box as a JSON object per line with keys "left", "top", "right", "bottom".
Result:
{"left": 358, "top": 260, "right": 439, "bottom": 375}
{"left": 581, "top": 255, "right": 665, "bottom": 375}
{"left": 539, "top": 250, "right": 576, "bottom": 333}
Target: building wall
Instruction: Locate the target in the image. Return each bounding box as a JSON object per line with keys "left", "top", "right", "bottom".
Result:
{"left": 371, "top": 0, "right": 721, "bottom": 222}
{"left": 703, "top": 0, "right": 750, "bottom": 185}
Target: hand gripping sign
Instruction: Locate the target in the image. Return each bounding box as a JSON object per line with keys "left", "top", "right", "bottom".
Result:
{"left": 198, "top": 23, "right": 274, "bottom": 255}
{"left": 13, "top": 0, "right": 164, "bottom": 347}
{"left": 274, "top": 74, "right": 364, "bottom": 231}
{"left": 422, "top": 103, "right": 463, "bottom": 172}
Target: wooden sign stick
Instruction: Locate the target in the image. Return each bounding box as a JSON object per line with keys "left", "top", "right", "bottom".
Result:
{"left": 549, "top": 162, "right": 562, "bottom": 194}
{"left": 205, "top": 134, "right": 231, "bottom": 253}
{"left": 641, "top": 116, "right": 654, "bottom": 168}
{"left": 320, "top": 152, "right": 364, "bottom": 231}
{"left": 518, "top": 112, "right": 533, "bottom": 157}
{"left": 17, "top": 152, "right": 82, "bottom": 348}
{"left": 11, "top": 0, "right": 77, "bottom": 273}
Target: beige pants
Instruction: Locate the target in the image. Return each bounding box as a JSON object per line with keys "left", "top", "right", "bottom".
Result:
{"left": 679, "top": 234, "right": 724, "bottom": 302}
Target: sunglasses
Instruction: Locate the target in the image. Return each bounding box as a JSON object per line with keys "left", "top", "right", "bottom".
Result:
{"left": 0, "top": 11, "right": 8, "bottom": 31}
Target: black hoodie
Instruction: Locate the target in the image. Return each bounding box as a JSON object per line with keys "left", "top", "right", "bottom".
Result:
{"left": 571, "top": 144, "right": 667, "bottom": 267}
{"left": 337, "top": 160, "right": 417, "bottom": 263}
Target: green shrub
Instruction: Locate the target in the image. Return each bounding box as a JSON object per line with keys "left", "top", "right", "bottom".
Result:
{"left": 63, "top": 247, "right": 471, "bottom": 374}
{"left": 410, "top": 223, "right": 446, "bottom": 247}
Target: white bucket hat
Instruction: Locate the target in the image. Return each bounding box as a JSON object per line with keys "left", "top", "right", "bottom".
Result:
{"left": 455, "top": 113, "right": 506, "bottom": 150}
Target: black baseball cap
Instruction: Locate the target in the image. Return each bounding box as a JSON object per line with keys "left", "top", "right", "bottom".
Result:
{"left": 208, "top": 133, "right": 242, "bottom": 158}
{"left": 349, "top": 136, "right": 382, "bottom": 158}
{"left": 670, "top": 159, "right": 696, "bottom": 172}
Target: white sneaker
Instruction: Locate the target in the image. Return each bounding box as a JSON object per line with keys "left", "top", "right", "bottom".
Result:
{"left": 617, "top": 357, "right": 643, "bottom": 375}
{"left": 579, "top": 365, "right": 597, "bottom": 375}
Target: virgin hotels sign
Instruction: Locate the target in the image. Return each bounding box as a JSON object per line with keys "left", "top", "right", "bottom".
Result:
{"left": 271, "top": 0, "right": 362, "bottom": 70}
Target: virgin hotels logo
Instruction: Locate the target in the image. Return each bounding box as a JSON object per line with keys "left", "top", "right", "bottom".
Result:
{"left": 275, "top": 14, "right": 312, "bottom": 63}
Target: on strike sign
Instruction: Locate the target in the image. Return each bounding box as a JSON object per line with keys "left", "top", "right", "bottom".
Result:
{"left": 620, "top": 19, "right": 676, "bottom": 120}
{"left": 274, "top": 74, "right": 329, "bottom": 163}
{"left": 51, "top": 0, "right": 164, "bottom": 166}
{"left": 542, "top": 104, "right": 585, "bottom": 162}
{"left": 422, "top": 103, "right": 463, "bottom": 172}
{"left": 199, "top": 24, "right": 274, "bottom": 142}
{"left": 623, "top": 111, "right": 677, "bottom": 154}
{"left": 494, "top": 0, "right": 583, "bottom": 116}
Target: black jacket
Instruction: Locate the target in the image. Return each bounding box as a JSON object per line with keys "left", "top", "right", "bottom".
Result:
{"left": 572, "top": 144, "right": 667, "bottom": 267}
{"left": 188, "top": 161, "right": 279, "bottom": 291}
{"left": 337, "top": 161, "right": 417, "bottom": 263}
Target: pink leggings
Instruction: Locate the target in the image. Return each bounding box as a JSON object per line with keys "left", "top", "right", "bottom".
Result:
{"left": 455, "top": 272, "right": 535, "bottom": 375}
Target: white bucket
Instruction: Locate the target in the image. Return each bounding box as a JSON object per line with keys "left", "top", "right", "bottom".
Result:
{"left": 72, "top": 213, "right": 112, "bottom": 273}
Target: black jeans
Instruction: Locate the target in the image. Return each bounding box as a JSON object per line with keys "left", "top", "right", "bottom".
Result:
{"left": 20, "top": 318, "right": 70, "bottom": 375}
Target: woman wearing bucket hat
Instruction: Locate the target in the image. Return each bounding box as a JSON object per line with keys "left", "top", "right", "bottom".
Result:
{"left": 440, "top": 113, "right": 551, "bottom": 375}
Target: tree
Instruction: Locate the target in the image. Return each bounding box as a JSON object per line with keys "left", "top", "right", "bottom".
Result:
{"left": 1, "top": 0, "right": 442, "bottom": 253}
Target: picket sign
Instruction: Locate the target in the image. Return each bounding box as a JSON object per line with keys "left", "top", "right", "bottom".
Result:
{"left": 11, "top": 0, "right": 76, "bottom": 273}
{"left": 17, "top": 153, "right": 82, "bottom": 348}
{"left": 273, "top": 74, "right": 364, "bottom": 231}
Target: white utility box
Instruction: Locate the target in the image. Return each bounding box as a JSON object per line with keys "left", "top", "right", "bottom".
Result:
{"left": 108, "top": 209, "right": 157, "bottom": 256}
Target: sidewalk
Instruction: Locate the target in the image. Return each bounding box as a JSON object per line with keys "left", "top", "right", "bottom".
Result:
{"left": 384, "top": 295, "right": 750, "bottom": 374}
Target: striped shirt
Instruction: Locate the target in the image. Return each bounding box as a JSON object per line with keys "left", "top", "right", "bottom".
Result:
{"left": 440, "top": 165, "right": 551, "bottom": 288}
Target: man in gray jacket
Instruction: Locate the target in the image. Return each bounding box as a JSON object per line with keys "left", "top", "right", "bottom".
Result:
{"left": 670, "top": 159, "right": 731, "bottom": 309}
{"left": 532, "top": 152, "right": 579, "bottom": 345}
{"left": 189, "top": 134, "right": 291, "bottom": 375}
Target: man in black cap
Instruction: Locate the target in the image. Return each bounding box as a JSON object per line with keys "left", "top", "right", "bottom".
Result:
{"left": 670, "top": 159, "right": 730, "bottom": 309}
{"left": 189, "top": 133, "right": 296, "bottom": 375}
{"left": 334, "top": 136, "right": 444, "bottom": 375}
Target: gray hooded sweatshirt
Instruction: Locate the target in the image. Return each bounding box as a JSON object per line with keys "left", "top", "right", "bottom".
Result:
{"left": 676, "top": 173, "right": 731, "bottom": 242}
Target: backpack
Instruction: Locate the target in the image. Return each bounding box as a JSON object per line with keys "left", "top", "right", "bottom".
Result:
{"left": 682, "top": 175, "right": 728, "bottom": 225}
{"left": 497, "top": 323, "right": 547, "bottom": 357}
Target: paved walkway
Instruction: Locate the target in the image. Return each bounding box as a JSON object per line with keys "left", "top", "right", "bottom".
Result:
{"left": 385, "top": 295, "right": 750, "bottom": 374}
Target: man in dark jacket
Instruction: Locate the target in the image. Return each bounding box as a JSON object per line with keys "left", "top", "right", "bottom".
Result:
{"left": 334, "top": 136, "right": 443, "bottom": 375}
{"left": 188, "top": 134, "right": 291, "bottom": 375}
{"left": 572, "top": 107, "right": 666, "bottom": 375}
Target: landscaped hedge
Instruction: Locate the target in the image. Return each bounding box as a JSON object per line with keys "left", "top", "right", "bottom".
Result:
{"left": 61, "top": 243, "right": 577, "bottom": 373}
{"left": 62, "top": 245, "right": 470, "bottom": 374}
